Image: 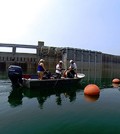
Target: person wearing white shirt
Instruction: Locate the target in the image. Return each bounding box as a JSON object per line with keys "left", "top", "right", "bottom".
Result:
{"left": 68, "top": 60, "right": 77, "bottom": 78}
{"left": 55, "top": 60, "right": 64, "bottom": 79}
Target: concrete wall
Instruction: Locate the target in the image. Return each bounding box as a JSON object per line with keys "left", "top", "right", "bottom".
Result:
{"left": 0, "top": 42, "right": 120, "bottom": 81}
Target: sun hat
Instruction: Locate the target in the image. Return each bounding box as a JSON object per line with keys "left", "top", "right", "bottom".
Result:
{"left": 59, "top": 60, "right": 63, "bottom": 63}
{"left": 70, "top": 60, "right": 73, "bottom": 63}
{"left": 40, "top": 59, "right": 44, "bottom": 62}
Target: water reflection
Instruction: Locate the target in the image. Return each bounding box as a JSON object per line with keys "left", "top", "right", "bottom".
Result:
{"left": 8, "top": 87, "right": 23, "bottom": 107}
{"left": 23, "top": 87, "right": 79, "bottom": 109}
{"left": 37, "top": 96, "right": 47, "bottom": 109}
{"left": 56, "top": 94, "right": 62, "bottom": 105}
{"left": 112, "top": 83, "right": 120, "bottom": 88}
{"left": 64, "top": 90, "right": 76, "bottom": 102}
{"left": 113, "top": 83, "right": 120, "bottom": 91}
{"left": 84, "top": 94, "right": 100, "bottom": 102}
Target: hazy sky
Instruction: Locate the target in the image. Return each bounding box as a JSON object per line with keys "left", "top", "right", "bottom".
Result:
{"left": 0, "top": 0, "right": 120, "bottom": 55}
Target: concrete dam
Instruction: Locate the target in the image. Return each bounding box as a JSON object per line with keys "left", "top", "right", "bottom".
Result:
{"left": 0, "top": 41, "right": 120, "bottom": 82}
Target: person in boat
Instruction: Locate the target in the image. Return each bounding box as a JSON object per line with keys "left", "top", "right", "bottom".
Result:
{"left": 42, "top": 70, "right": 51, "bottom": 79}
{"left": 64, "top": 60, "right": 77, "bottom": 78}
{"left": 55, "top": 60, "right": 64, "bottom": 79}
{"left": 37, "top": 59, "right": 46, "bottom": 80}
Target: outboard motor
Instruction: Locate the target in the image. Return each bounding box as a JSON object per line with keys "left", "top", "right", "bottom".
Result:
{"left": 8, "top": 65, "right": 23, "bottom": 87}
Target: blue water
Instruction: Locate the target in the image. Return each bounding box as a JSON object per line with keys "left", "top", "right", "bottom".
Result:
{"left": 0, "top": 79, "right": 120, "bottom": 134}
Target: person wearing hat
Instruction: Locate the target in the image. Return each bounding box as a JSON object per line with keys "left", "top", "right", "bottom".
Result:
{"left": 37, "top": 59, "right": 46, "bottom": 80}
{"left": 55, "top": 60, "right": 64, "bottom": 79}
{"left": 67, "top": 60, "right": 77, "bottom": 78}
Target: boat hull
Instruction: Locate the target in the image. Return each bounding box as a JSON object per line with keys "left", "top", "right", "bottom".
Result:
{"left": 23, "top": 78, "right": 82, "bottom": 89}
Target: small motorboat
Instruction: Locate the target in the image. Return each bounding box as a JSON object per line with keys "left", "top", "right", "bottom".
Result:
{"left": 22, "top": 73, "right": 85, "bottom": 89}
{"left": 8, "top": 65, "right": 85, "bottom": 89}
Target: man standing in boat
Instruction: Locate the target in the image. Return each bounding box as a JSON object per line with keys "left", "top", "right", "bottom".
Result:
{"left": 37, "top": 59, "right": 46, "bottom": 80}
{"left": 55, "top": 60, "right": 64, "bottom": 79}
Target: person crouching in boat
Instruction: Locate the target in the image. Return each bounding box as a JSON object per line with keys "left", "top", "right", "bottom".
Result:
{"left": 66, "top": 60, "right": 77, "bottom": 78}
{"left": 55, "top": 60, "right": 64, "bottom": 79}
{"left": 69, "top": 60, "right": 77, "bottom": 78}
{"left": 37, "top": 59, "right": 46, "bottom": 80}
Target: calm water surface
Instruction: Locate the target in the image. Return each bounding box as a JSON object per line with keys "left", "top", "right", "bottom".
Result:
{"left": 0, "top": 79, "right": 120, "bottom": 134}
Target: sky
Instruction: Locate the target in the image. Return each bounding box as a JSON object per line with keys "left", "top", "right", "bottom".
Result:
{"left": 0, "top": 0, "right": 120, "bottom": 55}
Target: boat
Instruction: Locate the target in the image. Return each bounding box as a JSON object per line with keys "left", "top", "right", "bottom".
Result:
{"left": 22, "top": 73, "right": 85, "bottom": 89}
{"left": 7, "top": 65, "right": 85, "bottom": 89}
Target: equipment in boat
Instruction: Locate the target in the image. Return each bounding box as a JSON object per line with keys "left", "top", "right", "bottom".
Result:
{"left": 8, "top": 65, "right": 23, "bottom": 87}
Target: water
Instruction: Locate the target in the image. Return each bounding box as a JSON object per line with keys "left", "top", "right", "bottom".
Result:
{"left": 0, "top": 79, "right": 120, "bottom": 134}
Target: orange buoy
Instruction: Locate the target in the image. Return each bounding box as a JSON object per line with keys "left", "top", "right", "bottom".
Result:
{"left": 84, "top": 84, "right": 100, "bottom": 96}
{"left": 112, "top": 78, "right": 120, "bottom": 84}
